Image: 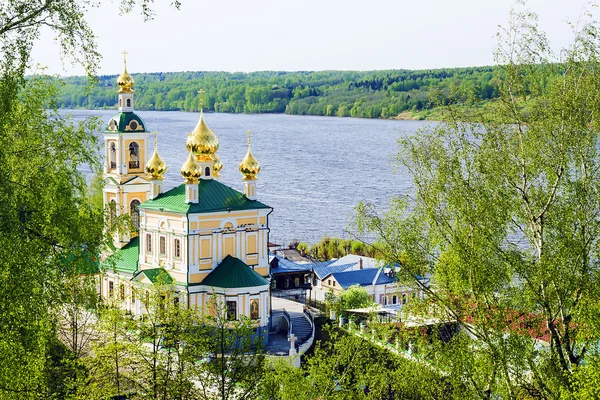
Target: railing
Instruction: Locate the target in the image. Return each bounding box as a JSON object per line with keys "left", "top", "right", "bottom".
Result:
{"left": 298, "top": 307, "right": 315, "bottom": 355}
{"left": 282, "top": 308, "right": 293, "bottom": 339}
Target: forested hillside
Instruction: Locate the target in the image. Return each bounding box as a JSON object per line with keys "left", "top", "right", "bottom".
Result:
{"left": 57, "top": 67, "right": 500, "bottom": 119}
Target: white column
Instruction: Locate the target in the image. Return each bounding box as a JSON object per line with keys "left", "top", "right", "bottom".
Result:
{"left": 244, "top": 181, "right": 256, "bottom": 200}
{"left": 149, "top": 179, "right": 164, "bottom": 200}
{"left": 185, "top": 183, "right": 199, "bottom": 204}
{"left": 212, "top": 232, "right": 218, "bottom": 268}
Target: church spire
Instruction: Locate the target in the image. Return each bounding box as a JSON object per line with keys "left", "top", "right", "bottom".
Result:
{"left": 239, "top": 130, "right": 261, "bottom": 200}
{"left": 185, "top": 89, "right": 220, "bottom": 180}
{"left": 117, "top": 51, "right": 135, "bottom": 112}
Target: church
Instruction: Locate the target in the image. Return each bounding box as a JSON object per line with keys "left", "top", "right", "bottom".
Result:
{"left": 100, "top": 55, "right": 272, "bottom": 339}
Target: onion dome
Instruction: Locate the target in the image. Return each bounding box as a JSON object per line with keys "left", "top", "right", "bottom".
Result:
{"left": 117, "top": 52, "right": 135, "bottom": 93}
{"left": 239, "top": 130, "right": 261, "bottom": 180}
{"left": 186, "top": 110, "right": 219, "bottom": 161}
{"left": 145, "top": 131, "right": 167, "bottom": 179}
{"left": 212, "top": 153, "right": 223, "bottom": 178}
{"left": 180, "top": 151, "right": 202, "bottom": 183}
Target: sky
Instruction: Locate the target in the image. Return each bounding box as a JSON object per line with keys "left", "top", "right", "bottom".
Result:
{"left": 31, "top": 0, "right": 595, "bottom": 76}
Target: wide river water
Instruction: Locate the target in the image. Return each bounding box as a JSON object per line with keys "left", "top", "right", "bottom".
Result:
{"left": 70, "top": 110, "right": 434, "bottom": 245}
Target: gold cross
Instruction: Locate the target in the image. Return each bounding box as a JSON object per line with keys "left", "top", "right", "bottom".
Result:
{"left": 247, "top": 130, "right": 251, "bottom": 146}
{"left": 153, "top": 130, "right": 159, "bottom": 149}
{"left": 122, "top": 50, "right": 128, "bottom": 66}
{"left": 198, "top": 89, "right": 205, "bottom": 109}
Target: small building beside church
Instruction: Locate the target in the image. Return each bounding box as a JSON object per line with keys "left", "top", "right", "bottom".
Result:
{"left": 100, "top": 56, "right": 273, "bottom": 339}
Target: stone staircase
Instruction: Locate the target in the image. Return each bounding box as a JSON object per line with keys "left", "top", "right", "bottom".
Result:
{"left": 287, "top": 310, "right": 312, "bottom": 342}
{"left": 271, "top": 309, "right": 313, "bottom": 343}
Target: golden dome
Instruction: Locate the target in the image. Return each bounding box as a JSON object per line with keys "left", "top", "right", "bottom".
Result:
{"left": 117, "top": 51, "right": 134, "bottom": 93}
{"left": 212, "top": 153, "right": 223, "bottom": 178}
{"left": 180, "top": 151, "right": 202, "bottom": 183}
{"left": 239, "top": 130, "right": 261, "bottom": 180}
{"left": 186, "top": 110, "right": 219, "bottom": 161}
{"left": 145, "top": 133, "right": 167, "bottom": 179}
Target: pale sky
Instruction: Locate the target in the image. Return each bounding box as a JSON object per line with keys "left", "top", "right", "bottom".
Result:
{"left": 31, "top": 0, "right": 594, "bottom": 76}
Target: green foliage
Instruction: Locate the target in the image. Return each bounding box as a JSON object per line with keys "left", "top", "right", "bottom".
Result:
{"left": 337, "top": 285, "right": 373, "bottom": 313}
{"left": 307, "top": 236, "right": 376, "bottom": 261}
{"left": 354, "top": 7, "right": 600, "bottom": 398}
{"left": 56, "top": 67, "right": 506, "bottom": 119}
{"left": 0, "top": 0, "right": 180, "bottom": 397}
{"left": 262, "top": 326, "right": 449, "bottom": 399}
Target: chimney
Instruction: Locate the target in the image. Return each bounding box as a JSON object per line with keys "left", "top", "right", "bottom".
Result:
{"left": 359, "top": 258, "right": 363, "bottom": 269}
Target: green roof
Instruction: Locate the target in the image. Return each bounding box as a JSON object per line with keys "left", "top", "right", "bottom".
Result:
{"left": 105, "top": 112, "right": 146, "bottom": 133}
{"left": 139, "top": 180, "right": 271, "bottom": 214}
{"left": 136, "top": 268, "right": 174, "bottom": 285}
{"left": 106, "top": 236, "right": 139, "bottom": 273}
{"left": 199, "top": 255, "right": 269, "bottom": 288}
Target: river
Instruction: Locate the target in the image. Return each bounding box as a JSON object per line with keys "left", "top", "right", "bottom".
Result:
{"left": 70, "top": 110, "right": 435, "bottom": 245}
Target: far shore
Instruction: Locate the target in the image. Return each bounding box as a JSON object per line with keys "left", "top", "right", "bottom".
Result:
{"left": 59, "top": 107, "right": 443, "bottom": 122}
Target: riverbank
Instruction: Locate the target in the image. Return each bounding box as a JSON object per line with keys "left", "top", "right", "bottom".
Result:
{"left": 60, "top": 106, "right": 448, "bottom": 122}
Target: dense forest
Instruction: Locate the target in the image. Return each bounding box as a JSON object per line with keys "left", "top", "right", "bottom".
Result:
{"left": 56, "top": 67, "right": 501, "bottom": 119}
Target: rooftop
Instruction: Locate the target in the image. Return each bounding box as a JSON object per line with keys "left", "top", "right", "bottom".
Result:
{"left": 330, "top": 268, "right": 395, "bottom": 289}
{"left": 103, "top": 236, "right": 139, "bottom": 274}
{"left": 198, "top": 255, "right": 269, "bottom": 288}
{"left": 139, "top": 180, "right": 271, "bottom": 215}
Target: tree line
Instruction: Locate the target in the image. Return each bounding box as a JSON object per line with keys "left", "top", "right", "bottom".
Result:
{"left": 56, "top": 67, "right": 501, "bottom": 119}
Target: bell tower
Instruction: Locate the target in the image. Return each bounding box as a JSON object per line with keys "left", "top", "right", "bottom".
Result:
{"left": 103, "top": 52, "right": 152, "bottom": 248}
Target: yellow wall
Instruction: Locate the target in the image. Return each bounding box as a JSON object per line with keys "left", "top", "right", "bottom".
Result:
{"left": 253, "top": 266, "right": 268, "bottom": 276}
{"left": 190, "top": 272, "right": 209, "bottom": 283}
{"left": 247, "top": 235, "right": 257, "bottom": 254}
{"left": 224, "top": 236, "right": 234, "bottom": 257}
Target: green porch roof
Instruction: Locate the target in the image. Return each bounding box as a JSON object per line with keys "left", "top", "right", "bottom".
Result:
{"left": 136, "top": 268, "right": 174, "bottom": 285}
{"left": 106, "top": 236, "right": 139, "bottom": 273}
{"left": 199, "top": 255, "right": 269, "bottom": 288}
{"left": 138, "top": 180, "right": 271, "bottom": 215}
{"left": 105, "top": 112, "right": 146, "bottom": 133}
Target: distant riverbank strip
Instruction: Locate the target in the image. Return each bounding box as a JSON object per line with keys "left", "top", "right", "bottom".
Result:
{"left": 55, "top": 67, "right": 500, "bottom": 121}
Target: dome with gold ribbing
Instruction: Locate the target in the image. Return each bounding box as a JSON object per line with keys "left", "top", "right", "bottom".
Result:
{"left": 186, "top": 89, "right": 219, "bottom": 161}
{"left": 180, "top": 151, "right": 202, "bottom": 183}
{"left": 239, "top": 130, "right": 261, "bottom": 180}
{"left": 145, "top": 131, "right": 167, "bottom": 179}
{"left": 212, "top": 153, "right": 223, "bottom": 178}
{"left": 117, "top": 51, "right": 135, "bottom": 93}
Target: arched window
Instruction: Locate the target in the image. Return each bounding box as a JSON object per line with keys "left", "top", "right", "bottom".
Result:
{"left": 402, "top": 294, "right": 408, "bottom": 304}
{"left": 109, "top": 142, "right": 116, "bottom": 170}
{"left": 205, "top": 166, "right": 211, "bottom": 177}
{"left": 392, "top": 295, "right": 397, "bottom": 305}
{"left": 130, "top": 199, "right": 140, "bottom": 230}
{"left": 109, "top": 199, "right": 117, "bottom": 225}
{"left": 119, "top": 98, "right": 122, "bottom": 107}
{"left": 129, "top": 142, "right": 139, "bottom": 169}
{"left": 126, "top": 98, "right": 131, "bottom": 107}
{"left": 383, "top": 296, "right": 388, "bottom": 305}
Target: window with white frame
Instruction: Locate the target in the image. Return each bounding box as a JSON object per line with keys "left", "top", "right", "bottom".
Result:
{"left": 174, "top": 238, "right": 181, "bottom": 259}
{"left": 159, "top": 236, "right": 166, "bottom": 256}
{"left": 146, "top": 233, "right": 152, "bottom": 253}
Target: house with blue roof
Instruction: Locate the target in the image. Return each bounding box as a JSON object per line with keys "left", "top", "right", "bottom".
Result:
{"left": 269, "top": 254, "right": 312, "bottom": 302}
{"left": 312, "top": 255, "right": 427, "bottom": 307}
